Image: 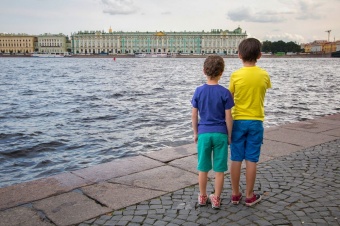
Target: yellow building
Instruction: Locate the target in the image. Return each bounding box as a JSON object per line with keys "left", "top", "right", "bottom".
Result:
{"left": 301, "top": 43, "right": 311, "bottom": 53}
{"left": 322, "top": 42, "right": 337, "bottom": 53}
{"left": 302, "top": 40, "right": 337, "bottom": 54}
{"left": 0, "top": 33, "right": 36, "bottom": 54}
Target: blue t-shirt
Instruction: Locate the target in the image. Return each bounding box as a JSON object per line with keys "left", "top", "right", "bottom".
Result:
{"left": 191, "top": 84, "right": 234, "bottom": 134}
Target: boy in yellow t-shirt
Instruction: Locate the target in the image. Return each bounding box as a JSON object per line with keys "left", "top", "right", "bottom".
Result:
{"left": 228, "top": 38, "right": 271, "bottom": 207}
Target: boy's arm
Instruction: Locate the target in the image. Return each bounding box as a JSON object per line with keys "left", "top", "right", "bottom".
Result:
{"left": 192, "top": 108, "right": 198, "bottom": 143}
{"left": 225, "top": 109, "right": 233, "bottom": 145}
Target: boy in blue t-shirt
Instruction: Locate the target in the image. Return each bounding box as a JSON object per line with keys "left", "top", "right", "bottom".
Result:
{"left": 191, "top": 55, "right": 234, "bottom": 209}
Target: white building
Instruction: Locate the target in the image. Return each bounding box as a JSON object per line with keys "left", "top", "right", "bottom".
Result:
{"left": 336, "top": 41, "right": 340, "bottom": 51}
{"left": 37, "top": 33, "right": 67, "bottom": 54}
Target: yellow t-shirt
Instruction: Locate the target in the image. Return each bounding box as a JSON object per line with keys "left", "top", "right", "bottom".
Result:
{"left": 229, "top": 66, "right": 271, "bottom": 121}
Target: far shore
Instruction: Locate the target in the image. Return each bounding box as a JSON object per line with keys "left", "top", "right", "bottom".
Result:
{"left": 0, "top": 53, "right": 333, "bottom": 58}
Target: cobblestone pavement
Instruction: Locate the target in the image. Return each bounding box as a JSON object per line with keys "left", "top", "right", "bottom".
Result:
{"left": 79, "top": 139, "right": 340, "bottom": 226}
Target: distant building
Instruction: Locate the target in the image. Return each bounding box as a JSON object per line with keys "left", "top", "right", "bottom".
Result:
{"left": 323, "top": 41, "right": 337, "bottom": 53}
{"left": 37, "top": 33, "right": 68, "bottom": 53}
{"left": 336, "top": 41, "right": 340, "bottom": 51}
{"left": 300, "top": 43, "right": 311, "bottom": 53}
{"left": 71, "top": 27, "right": 247, "bottom": 55}
{"left": 301, "top": 40, "right": 338, "bottom": 54}
{"left": 0, "top": 33, "right": 36, "bottom": 54}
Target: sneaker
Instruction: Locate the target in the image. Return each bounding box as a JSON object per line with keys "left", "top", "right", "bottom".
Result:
{"left": 198, "top": 194, "right": 208, "bottom": 206}
{"left": 231, "top": 193, "right": 242, "bottom": 205}
{"left": 245, "top": 193, "right": 262, "bottom": 207}
{"left": 209, "top": 194, "right": 221, "bottom": 209}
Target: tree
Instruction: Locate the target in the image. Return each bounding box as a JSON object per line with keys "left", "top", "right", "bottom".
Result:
{"left": 261, "top": 40, "right": 302, "bottom": 53}
{"left": 262, "top": 41, "right": 272, "bottom": 53}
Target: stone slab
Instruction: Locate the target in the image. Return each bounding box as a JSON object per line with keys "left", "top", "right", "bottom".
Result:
{"left": 33, "top": 191, "right": 110, "bottom": 226}
{"left": 321, "top": 128, "right": 340, "bottom": 137}
{"left": 72, "top": 155, "right": 164, "bottom": 183}
{"left": 0, "top": 172, "right": 90, "bottom": 210}
{"left": 264, "top": 128, "right": 337, "bottom": 147}
{"left": 168, "top": 155, "right": 197, "bottom": 174}
{"left": 261, "top": 139, "right": 304, "bottom": 157}
{"left": 282, "top": 120, "right": 340, "bottom": 133}
{"left": 143, "top": 143, "right": 196, "bottom": 163}
{"left": 322, "top": 113, "right": 340, "bottom": 120}
{"left": 313, "top": 118, "right": 340, "bottom": 126}
{"left": 0, "top": 206, "right": 54, "bottom": 226}
{"left": 110, "top": 165, "right": 197, "bottom": 192}
{"left": 81, "top": 182, "right": 166, "bottom": 210}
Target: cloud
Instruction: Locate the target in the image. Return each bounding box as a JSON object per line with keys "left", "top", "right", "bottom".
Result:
{"left": 102, "top": 0, "right": 138, "bottom": 15}
{"left": 227, "top": 7, "right": 286, "bottom": 23}
{"left": 161, "top": 11, "right": 171, "bottom": 15}
{"left": 295, "top": 0, "right": 323, "bottom": 20}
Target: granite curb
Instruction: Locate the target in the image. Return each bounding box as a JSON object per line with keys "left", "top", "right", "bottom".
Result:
{"left": 0, "top": 114, "right": 339, "bottom": 226}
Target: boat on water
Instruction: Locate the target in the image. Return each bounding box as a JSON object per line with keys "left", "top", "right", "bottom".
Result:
{"left": 134, "top": 53, "right": 146, "bottom": 58}
{"left": 155, "top": 53, "right": 167, "bottom": 58}
{"left": 31, "top": 52, "right": 71, "bottom": 58}
{"left": 167, "top": 53, "right": 177, "bottom": 58}
{"left": 135, "top": 53, "right": 170, "bottom": 58}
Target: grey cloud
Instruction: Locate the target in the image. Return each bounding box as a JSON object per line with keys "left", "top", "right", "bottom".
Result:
{"left": 227, "top": 7, "right": 285, "bottom": 23}
{"left": 102, "top": 0, "right": 138, "bottom": 15}
{"left": 295, "top": 0, "right": 323, "bottom": 20}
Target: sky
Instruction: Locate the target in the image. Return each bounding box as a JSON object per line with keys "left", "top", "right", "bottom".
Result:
{"left": 1, "top": 0, "right": 340, "bottom": 44}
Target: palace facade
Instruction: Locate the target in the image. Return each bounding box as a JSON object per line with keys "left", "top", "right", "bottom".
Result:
{"left": 0, "top": 34, "right": 36, "bottom": 54}
{"left": 71, "top": 27, "right": 247, "bottom": 55}
{"left": 37, "top": 33, "right": 68, "bottom": 54}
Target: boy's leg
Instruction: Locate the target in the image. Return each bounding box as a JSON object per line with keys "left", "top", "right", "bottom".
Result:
{"left": 230, "top": 120, "right": 246, "bottom": 197}
{"left": 214, "top": 172, "right": 224, "bottom": 197}
{"left": 197, "top": 133, "right": 213, "bottom": 195}
{"left": 198, "top": 172, "right": 208, "bottom": 195}
{"left": 244, "top": 121, "right": 263, "bottom": 205}
{"left": 211, "top": 133, "right": 228, "bottom": 197}
{"left": 230, "top": 161, "right": 242, "bottom": 196}
{"left": 245, "top": 160, "right": 257, "bottom": 198}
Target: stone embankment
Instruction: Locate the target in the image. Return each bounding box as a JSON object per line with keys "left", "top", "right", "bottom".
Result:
{"left": 0, "top": 114, "right": 339, "bottom": 225}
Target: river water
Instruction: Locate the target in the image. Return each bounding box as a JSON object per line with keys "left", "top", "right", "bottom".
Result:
{"left": 0, "top": 57, "right": 339, "bottom": 188}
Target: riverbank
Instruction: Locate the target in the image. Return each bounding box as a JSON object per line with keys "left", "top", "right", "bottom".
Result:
{"left": 0, "top": 53, "right": 332, "bottom": 58}
{"left": 0, "top": 113, "right": 339, "bottom": 225}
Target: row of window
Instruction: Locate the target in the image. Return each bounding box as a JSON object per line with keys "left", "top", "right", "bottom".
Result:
{"left": 75, "top": 40, "right": 236, "bottom": 44}
{"left": 39, "top": 39, "right": 64, "bottom": 42}
{"left": 74, "top": 36, "right": 243, "bottom": 40}
{"left": 39, "top": 44, "right": 63, "bottom": 47}
{"left": 75, "top": 44, "right": 236, "bottom": 49}
{"left": 0, "top": 39, "right": 32, "bottom": 42}
{"left": 76, "top": 49, "right": 237, "bottom": 54}
{"left": 0, "top": 44, "right": 31, "bottom": 47}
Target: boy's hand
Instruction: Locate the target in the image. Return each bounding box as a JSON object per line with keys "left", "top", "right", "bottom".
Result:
{"left": 228, "top": 136, "right": 232, "bottom": 145}
{"left": 193, "top": 134, "right": 198, "bottom": 143}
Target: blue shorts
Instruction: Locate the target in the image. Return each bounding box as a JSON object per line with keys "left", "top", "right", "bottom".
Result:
{"left": 197, "top": 133, "right": 228, "bottom": 172}
{"left": 230, "top": 120, "right": 264, "bottom": 163}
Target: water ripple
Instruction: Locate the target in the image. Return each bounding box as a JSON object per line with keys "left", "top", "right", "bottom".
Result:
{"left": 0, "top": 57, "right": 339, "bottom": 187}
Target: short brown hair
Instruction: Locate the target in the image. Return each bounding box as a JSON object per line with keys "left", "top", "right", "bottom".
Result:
{"left": 238, "top": 38, "right": 262, "bottom": 62}
{"left": 203, "top": 55, "right": 225, "bottom": 78}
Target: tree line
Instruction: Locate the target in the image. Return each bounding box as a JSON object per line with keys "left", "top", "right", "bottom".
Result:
{"left": 262, "top": 40, "right": 303, "bottom": 54}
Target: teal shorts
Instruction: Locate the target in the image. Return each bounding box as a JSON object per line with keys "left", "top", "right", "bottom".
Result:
{"left": 197, "top": 133, "right": 228, "bottom": 172}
